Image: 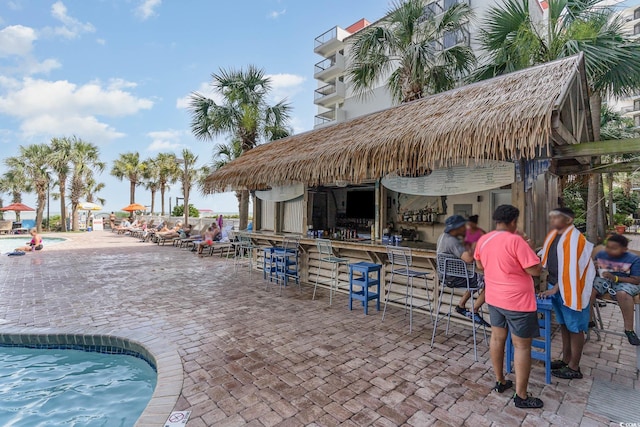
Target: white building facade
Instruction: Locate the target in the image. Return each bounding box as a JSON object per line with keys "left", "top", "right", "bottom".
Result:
{"left": 608, "top": 3, "right": 640, "bottom": 128}
{"left": 313, "top": 0, "right": 548, "bottom": 128}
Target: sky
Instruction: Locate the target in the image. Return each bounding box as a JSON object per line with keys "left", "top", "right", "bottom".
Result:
{"left": 0, "top": 0, "right": 391, "bottom": 214}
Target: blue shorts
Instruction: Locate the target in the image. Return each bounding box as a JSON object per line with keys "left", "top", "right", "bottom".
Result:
{"left": 548, "top": 284, "right": 590, "bottom": 333}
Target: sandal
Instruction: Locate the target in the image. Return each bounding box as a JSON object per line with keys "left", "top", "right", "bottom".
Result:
{"left": 513, "top": 394, "right": 544, "bottom": 409}
{"left": 493, "top": 380, "right": 513, "bottom": 393}
{"left": 551, "top": 366, "right": 583, "bottom": 379}
{"left": 550, "top": 360, "right": 567, "bottom": 370}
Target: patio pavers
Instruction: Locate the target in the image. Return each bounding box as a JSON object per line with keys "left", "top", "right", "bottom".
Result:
{"left": 0, "top": 232, "right": 638, "bottom": 426}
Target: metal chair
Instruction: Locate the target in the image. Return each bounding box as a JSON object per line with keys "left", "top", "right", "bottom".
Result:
{"left": 234, "top": 233, "right": 257, "bottom": 278}
{"left": 313, "top": 239, "right": 349, "bottom": 305}
{"left": 382, "top": 246, "right": 433, "bottom": 333}
{"left": 271, "top": 235, "right": 301, "bottom": 296}
{"left": 430, "top": 253, "right": 487, "bottom": 361}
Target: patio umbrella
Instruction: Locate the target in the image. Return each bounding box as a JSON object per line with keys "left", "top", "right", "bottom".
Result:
{"left": 121, "top": 203, "right": 146, "bottom": 212}
{"left": 0, "top": 202, "right": 35, "bottom": 212}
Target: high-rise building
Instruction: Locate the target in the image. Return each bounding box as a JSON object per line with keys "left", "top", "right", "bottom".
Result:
{"left": 313, "top": 0, "right": 548, "bottom": 128}
{"left": 608, "top": 3, "right": 640, "bottom": 128}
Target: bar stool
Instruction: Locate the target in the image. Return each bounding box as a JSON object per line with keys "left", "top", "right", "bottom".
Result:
{"left": 262, "top": 247, "right": 277, "bottom": 281}
{"left": 313, "top": 239, "right": 349, "bottom": 305}
{"left": 430, "top": 253, "right": 487, "bottom": 361}
{"left": 382, "top": 246, "right": 434, "bottom": 333}
{"left": 506, "top": 297, "right": 553, "bottom": 384}
{"left": 348, "top": 262, "right": 382, "bottom": 315}
{"left": 234, "top": 233, "right": 256, "bottom": 278}
{"left": 272, "top": 235, "right": 301, "bottom": 296}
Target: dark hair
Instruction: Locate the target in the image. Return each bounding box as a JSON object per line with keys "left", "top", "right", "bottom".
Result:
{"left": 492, "top": 205, "right": 520, "bottom": 224}
{"left": 553, "top": 207, "right": 575, "bottom": 218}
{"left": 468, "top": 215, "right": 479, "bottom": 223}
{"left": 607, "top": 234, "right": 629, "bottom": 248}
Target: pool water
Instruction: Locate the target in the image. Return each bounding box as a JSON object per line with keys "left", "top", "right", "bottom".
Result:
{"left": 0, "top": 237, "right": 65, "bottom": 254}
{"left": 0, "top": 347, "right": 156, "bottom": 426}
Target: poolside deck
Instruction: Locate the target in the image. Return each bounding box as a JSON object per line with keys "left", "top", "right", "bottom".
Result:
{"left": 0, "top": 232, "right": 638, "bottom": 427}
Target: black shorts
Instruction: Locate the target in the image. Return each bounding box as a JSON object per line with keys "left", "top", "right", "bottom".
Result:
{"left": 445, "top": 275, "right": 482, "bottom": 289}
{"left": 488, "top": 304, "right": 539, "bottom": 339}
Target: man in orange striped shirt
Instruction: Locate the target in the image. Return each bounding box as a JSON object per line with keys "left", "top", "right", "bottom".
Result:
{"left": 540, "top": 208, "right": 595, "bottom": 380}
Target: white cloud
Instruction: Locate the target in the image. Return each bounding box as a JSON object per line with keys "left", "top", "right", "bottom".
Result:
{"left": 107, "top": 78, "right": 137, "bottom": 91}
{"left": 44, "top": 1, "right": 95, "bottom": 39}
{"left": 96, "top": 38, "right": 106, "bottom": 45}
{"left": 266, "top": 73, "right": 306, "bottom": 101}
{"left": 0, "top": 25, "right": 37, "bottom": 57}
{"left": 145, "top": 129, "right": 185, "bottom": 151}
{"left": 7, "top": 1, "right": 22, "bottom": 11}
{"left": 136, "top": 0, "right": 162, "bottom": 20}
{"left": 267, "top": 9, "right": 286, "bottom": 19}
{"left": 20, "top": 57, "right": 62, "bottom": 75}
{"left": 0, "top": 77, "right": 153, "bottom": 143}
{"left": 176, "top": 82, "right": 224, "bottom": 109}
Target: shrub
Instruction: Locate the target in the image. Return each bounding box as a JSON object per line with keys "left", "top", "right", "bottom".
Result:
{"left": 172, "top": 204, "right": 199, "bottom": 218}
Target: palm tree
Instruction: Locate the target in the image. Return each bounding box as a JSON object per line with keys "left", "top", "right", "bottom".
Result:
{"left": 142, "top": 158, "right": 160, "bottom": 215}
{"left": 111, "top": 152, "right": 145, "bottom": 206}
{"left": 188, "top": 65, "right": 292, "bottom": 229}
{"left": 0, "top": 168, "right": 30, "bottom": 222}
{"left": 155, "top": 152, "right": 180, "bottom": 216}
{"left": 177, "top": 149, "right": 201, "bottom": 227}
{"left": 69, "top": 141, "right": 105, "bottom": 231}
{"left": 5, "top": 144, "right": 52, "bottom": 232}
{"left": 476, "top": 0, "right": 640, "bottom": 241}
{"left": 348, "top": 0, "right": 476, "bottom": 104}
{"left": 48, "top": 137, "right": 73, "bottom": 232}
{"left": 84, "top": 176, "right": 106, "bottom": 206}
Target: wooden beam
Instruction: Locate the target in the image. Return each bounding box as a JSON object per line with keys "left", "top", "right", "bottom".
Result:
{"left": 555, "top": 161, "right": 640, "bottom": 175}
{"left": 552, "top": 121, "right": 578, "bottom": 145}
{"left": 552, "top": 138, "right": 640, "bottom": 159}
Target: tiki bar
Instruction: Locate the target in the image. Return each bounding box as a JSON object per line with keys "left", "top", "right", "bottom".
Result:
{"left": 203, "top": 54, "right": 639, "bottom": 330}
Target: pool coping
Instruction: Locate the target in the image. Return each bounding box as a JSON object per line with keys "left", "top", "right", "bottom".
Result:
{"left": 0, "top": 325, "right": 183, "bottom": 427}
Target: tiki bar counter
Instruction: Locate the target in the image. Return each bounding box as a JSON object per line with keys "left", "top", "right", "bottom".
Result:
{"left": 203, "top": 54, "right": 639, "bottom": 320}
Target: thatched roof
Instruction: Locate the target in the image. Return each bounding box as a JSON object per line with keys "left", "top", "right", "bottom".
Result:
{"left": 205, "top": 55, "right": 589, "bottom": 192}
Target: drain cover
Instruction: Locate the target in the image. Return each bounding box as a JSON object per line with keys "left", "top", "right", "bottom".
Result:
{"left": 587, "top": 379, "right": 640, "bottom": 423}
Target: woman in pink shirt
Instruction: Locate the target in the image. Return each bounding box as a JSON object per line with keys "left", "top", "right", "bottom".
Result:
{"left": 464, "top": 215, "right": 485, "bottom": 250}
{"left": 474, "top": 205, "right": 543, "bottom": 409}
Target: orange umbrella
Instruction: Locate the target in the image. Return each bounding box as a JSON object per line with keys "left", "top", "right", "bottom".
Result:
{"left": 121, "top": 203, "right": 146, "bottom": 212}
{"left": 0, "top": 202, "right": 35, "bottom": 212}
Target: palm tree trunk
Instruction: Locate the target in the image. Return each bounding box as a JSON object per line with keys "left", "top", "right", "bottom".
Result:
{"left": 129, "top": 181, "right": 136, "bottom": 205}
{"left": 239, "top": 190, "right": 249, "bottom": 230}
{"left": 150, "top": 190, "right": 156, "bottom": 215}
{"left": 59, "top": 175, "right": 67, "bottom": 232}
{"left": 183, "top": 184, "right": 189, "bottom": 227}
{"left": 160, "top": 185, "right": 166, "bottom": 215}
{"left": 586, "top": 93, "right": 601, "bottom": 242}
{"left": 71, "top": 203, "right": 79, "bottom": 231}
{"left": 607, "top": 173, "right": 614, "bottom": 228}
{"left": 36, "top": 193, "right": 46, "bottom": 233}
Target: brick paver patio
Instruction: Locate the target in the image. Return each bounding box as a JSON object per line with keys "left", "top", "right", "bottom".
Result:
{"left": 0, "top": 232, "right": 638, "bottom": 426}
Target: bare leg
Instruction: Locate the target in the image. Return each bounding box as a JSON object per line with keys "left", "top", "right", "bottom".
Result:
{"left": 458, "top": 290, "right": 471, "bottom": 308}
{"left": 473, "top": 291, "right": 485, "bottom": 313}
{"left": 511, "top": 335, "right": 533, "bottom": 398}
{"left": 616, "top": 291, "right": 635, "bottom": 331}
{"left": 559, "top": 325, "right": 571, "bottom": 364}
{"left": 490, "top": 326, "right": 508, "bottom": 383}
{"left": 568, "top": 331, "right": 585, "bottom": 371}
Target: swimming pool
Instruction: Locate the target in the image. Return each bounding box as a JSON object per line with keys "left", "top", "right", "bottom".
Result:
{"left": 0, "top": 236, "right": 65, "bottom": 253}
{"left": 0, "top": 346, "right": 156, "bottom": 426}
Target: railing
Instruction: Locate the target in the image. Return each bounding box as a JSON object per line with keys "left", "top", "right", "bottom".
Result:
{"left": 314, "top": 83, "right": 337, "bottom": 100}
{"left": 315, "top": 57, "right": 336, "bottom": 74}
{"left": 315, "top": 26, "right": 338, "bottom": 48}
{"left": 314, "top": 115, "right": 334, "bottom": 127}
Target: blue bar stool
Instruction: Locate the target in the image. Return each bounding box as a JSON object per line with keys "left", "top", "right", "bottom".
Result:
{"left": 506, "top": 297, "right": 553, "bottom": 384}
{"left": 272, "top": 235, "right": 301, "bottom": 296}
{"left": 348, "top": 262, "right": 382, "bottom": 315}
{"left": 262, "top": 247, "right": 276, "bottom": 281}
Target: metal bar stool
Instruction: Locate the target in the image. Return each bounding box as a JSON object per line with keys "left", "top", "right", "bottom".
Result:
{"left": 430, "top": 253, "right": 487, "bottom": 361}
{"left": 272, "top": 235, "right": 301, "bottom": 296}
{"left": 382, "top": 246, "right": 434, "bottom": 333}
{"left": 234, "top": 233, "right": 256, "bottom": 278}
{"left": 313, "top": 239, "right": 349, "bottom": 305}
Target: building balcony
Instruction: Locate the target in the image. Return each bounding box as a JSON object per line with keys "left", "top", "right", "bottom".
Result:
{"left": 314, "top": 108, "right": 346, "bottom": 128}
{"left": 314, "top": 53, "right": 346, "bottom": 82}
{"left": 314, "top": 81, "right": 346, "bottom": 107}
{"left": 314, "top": 26, "right": 350, "bottom": 56}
